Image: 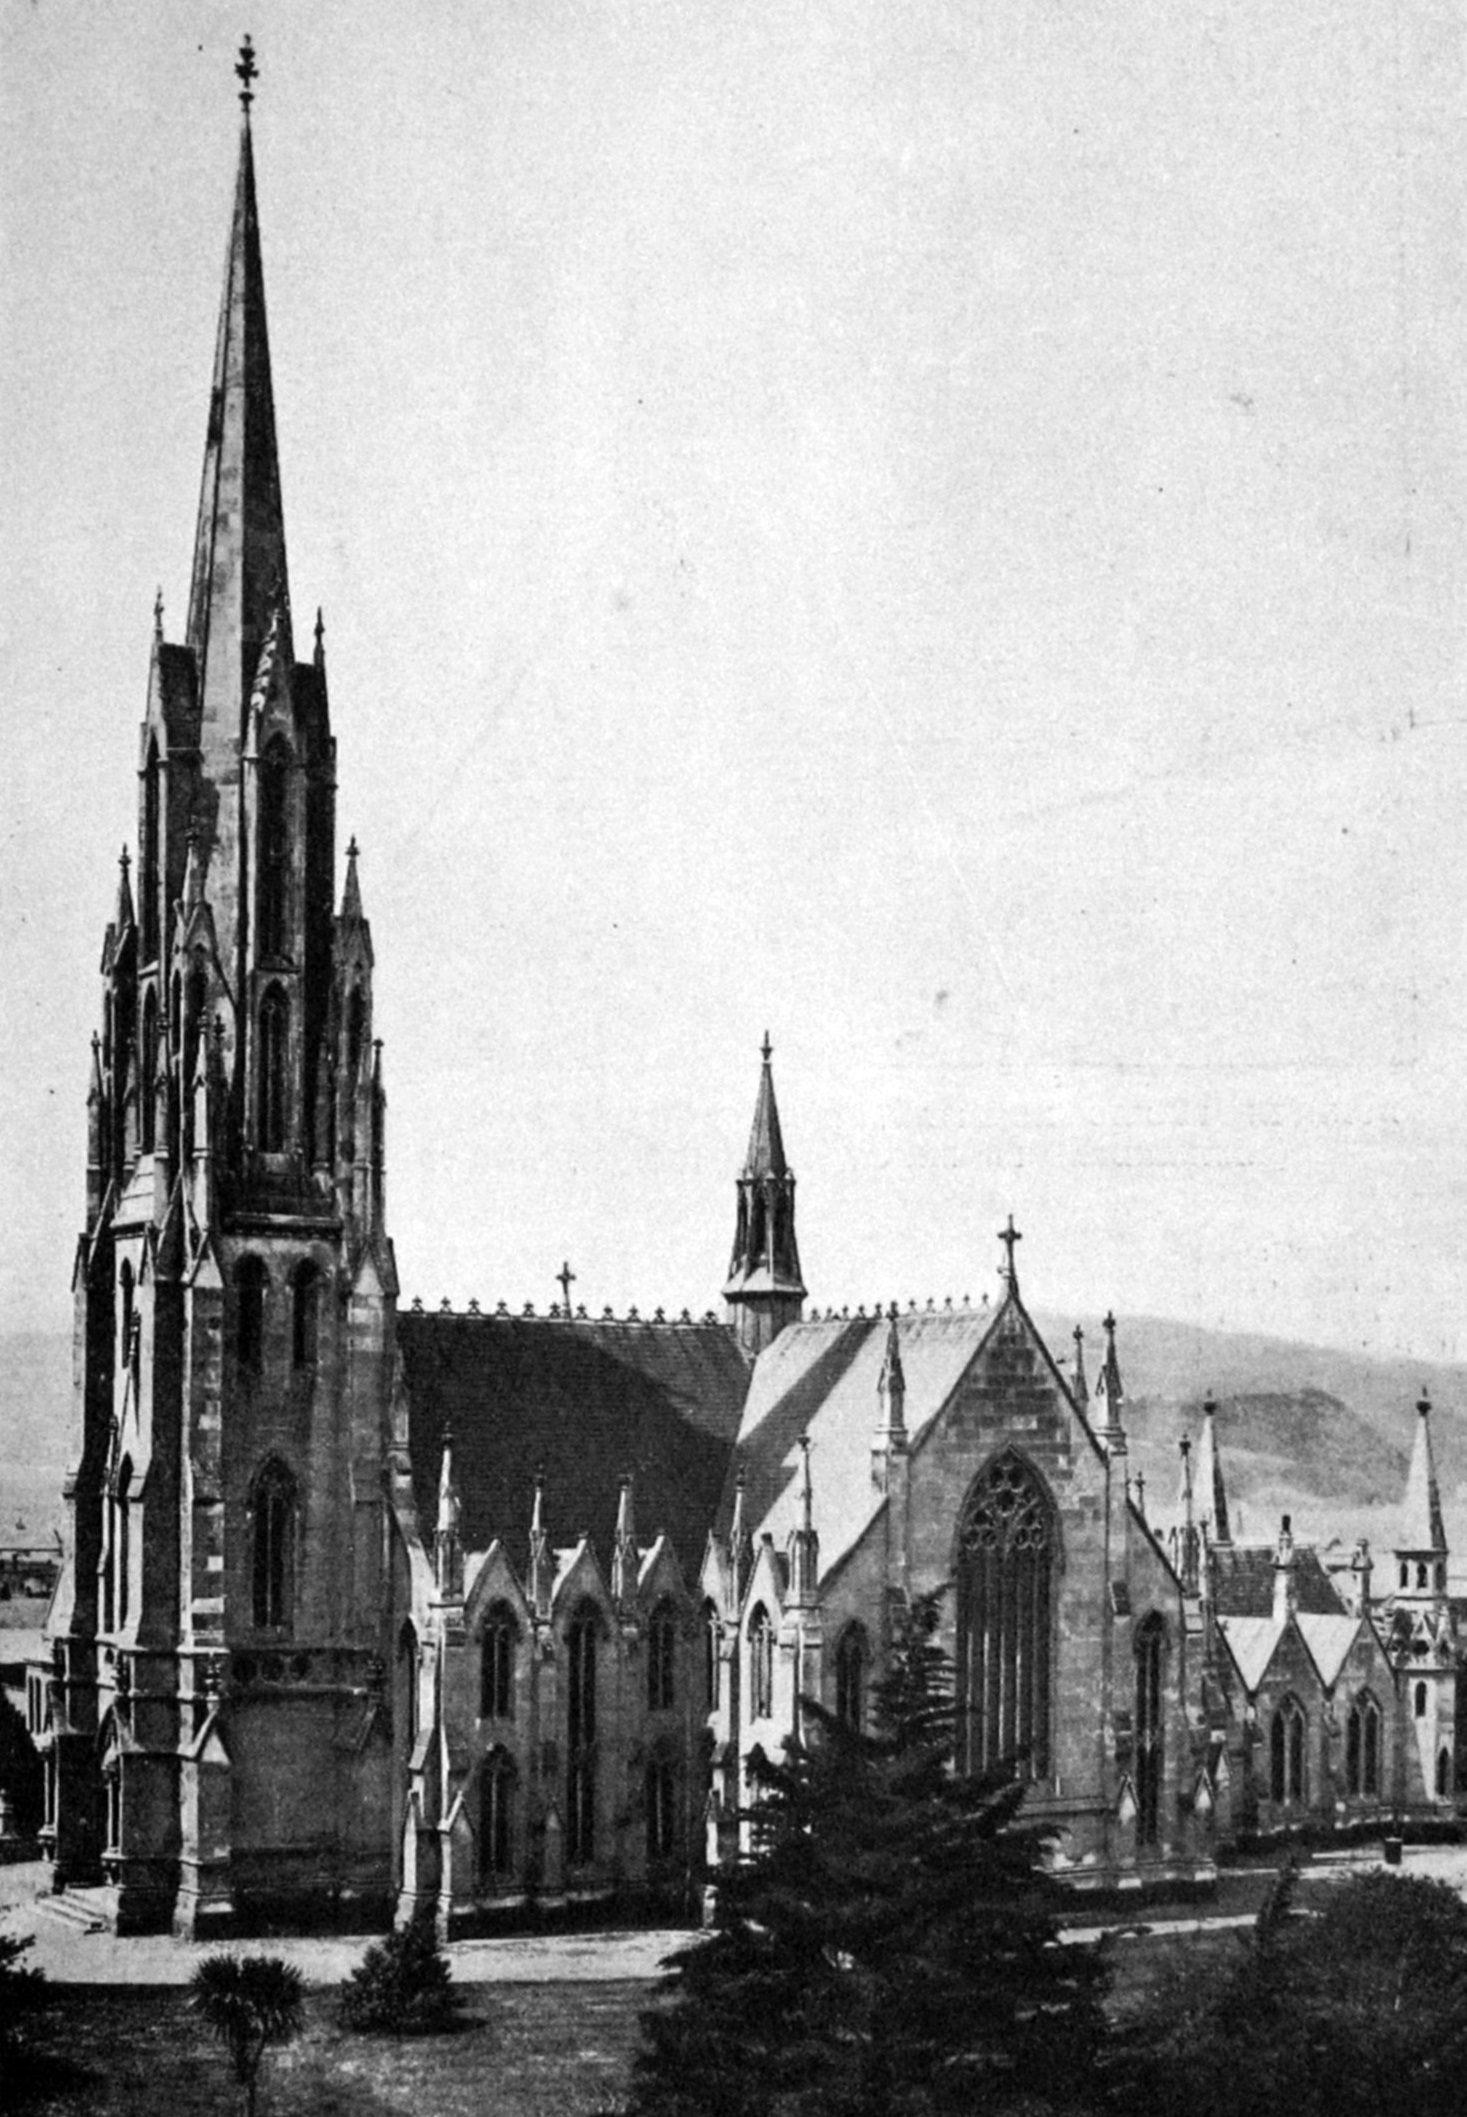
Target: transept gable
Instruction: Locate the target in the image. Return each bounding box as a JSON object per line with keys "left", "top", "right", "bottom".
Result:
{"left": 549, "top": 1538, "right": 612, "bottom": 1626}
{"left": 463, "top": 1540, "right": 533, "bottom": 1632}
{"left": 637, "top": 1531, "right": 687, "bottom": 1607}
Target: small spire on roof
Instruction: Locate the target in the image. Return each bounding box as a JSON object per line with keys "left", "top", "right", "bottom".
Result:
{"left": 340, "top": 837, "right": 363, "bottom": 920}
{"left": 1071, "top": 1324, "right": 1089, "bottom": 1408}
{"left": 114, "top": 845, "right": 135, "bottom": 930}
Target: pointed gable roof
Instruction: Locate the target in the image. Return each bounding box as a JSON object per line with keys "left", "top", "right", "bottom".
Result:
{"left": 1193, "top": 1394, "right": 1231, "bottom": 1546}
{"left": 724, "top": 1291, "right": 1071, "bottom": 1583}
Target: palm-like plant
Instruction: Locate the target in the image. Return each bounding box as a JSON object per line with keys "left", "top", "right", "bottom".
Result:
{"left": 189, "top": 1953, "right": 306, "bottom": 2117}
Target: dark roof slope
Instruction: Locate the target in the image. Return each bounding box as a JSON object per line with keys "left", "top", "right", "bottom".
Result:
{"left": 1211, "top": 1543, "right": 1345, "bottom": 1617}
{"left": 397, "top": 1311, "right": 751, "bottom": 1584}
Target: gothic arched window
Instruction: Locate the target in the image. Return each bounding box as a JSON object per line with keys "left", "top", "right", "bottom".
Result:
{"left": 258, "top": 737, "right": 290, "bottom": 957}
{"left": 703, "top": 1599, "right": 722, "bottom": 1712}
{"left": 480, "top": 1603, "right": 517, "bottom": 1720}
{"left": 1346, "top": 1692, "right": 1381, "bottom": 1798}
{"left": 237, "top": 1256, "right": 267, "bottom": 1371}
{"left": 258, "top": 985, "right": 289, "bottom": 1151}
{"left": 748, "top": 1604, "right": 774, "bottom": 1721}
{"left": 646, "top": 1754, "right": 677, "bottom": 1861}
{"left": 1415, "top": 1681, "right": 1430, "bottom": 1720}
{"left": 835, "top": 1623, "right": 868, "bottom": 1733}
{"left": 1270, "top": 1695, "right": 1306, "bottom": 1805}
{"left": 479, "top": 1750, "right": 514, "bottom": 1883}
{"left": 114, "top": 1458, "right": 133, "bottom": 1632}
{"left": 140, "top": 988, "right": 159, "bottom": 1152}
{"left": 956, "top": 1451, "right": 1054, "bottom": 1778}
{"left": 1438, "top": 1747, "right": 1453, "bottom": 1798}
{"left": 291, "top": 1261, "right": 319, "bottom": 1369}
{"left": 648, "top": 1601, "right": 677, "bottom": 1713}
{"left": 250, "top": 1456, "right": 295, "bottom": 1631}
{"left": 1134, "top": 1614, "right": 1165, "bottom": 1846}
{"left": 140, "top": 741, "right": 160, "bottom": 962}
{"left": 567, "top": 1602, "right": 599, "bottom": 1866}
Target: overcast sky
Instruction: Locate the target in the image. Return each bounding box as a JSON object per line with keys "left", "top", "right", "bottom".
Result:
{"left": 2, "top": 1, "right": 1462, "bottom": 1362}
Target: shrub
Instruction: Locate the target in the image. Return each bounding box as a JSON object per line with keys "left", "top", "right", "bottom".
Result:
{"left": 338, "top": 1910, "right": 465, "bottom": 2036}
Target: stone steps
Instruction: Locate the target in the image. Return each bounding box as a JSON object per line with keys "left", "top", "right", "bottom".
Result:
{"left": 34, "top": 1886, "right": 115, "bottom": 1934}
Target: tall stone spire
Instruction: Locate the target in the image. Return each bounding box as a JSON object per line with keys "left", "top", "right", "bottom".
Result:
{"left": 1397, "top": 1391, "right": 1447, "bottom": 1563}
{"left": 723, "top": 1035, "right": 806, "bottom": 1355}
{"left": 186, "top": 35, "right": 291, "bottom": 750}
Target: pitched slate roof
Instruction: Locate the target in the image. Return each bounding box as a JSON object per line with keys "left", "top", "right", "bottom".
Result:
{"left": 1211, "top": 1543, "right": 1345, "bottom": 1618}
{"left": 398, "top": 1310, "right": 750, "bottom": 1584}
{"left": 725, "top": 1298, "right": 1023, "bottom": 1581}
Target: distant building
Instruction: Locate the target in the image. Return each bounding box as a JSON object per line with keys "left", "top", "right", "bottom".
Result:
{"left": 27, "top": 45, "right": 1459, "bottom": 1935}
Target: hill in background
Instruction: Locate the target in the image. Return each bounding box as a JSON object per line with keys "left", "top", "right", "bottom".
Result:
{"left": 4, "top": 1313, "right": 1464, "bottom": 1569}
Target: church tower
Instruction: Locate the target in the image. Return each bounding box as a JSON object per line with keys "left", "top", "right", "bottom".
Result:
{"left": 43, "top": 41, "right": 398, "bottom": 1935}
{"left": 723, "top": 1037, "right": 806, "bottom": 1354}
{"left": 1387, "top": 1391, "right": 1457, "bottom": 1807}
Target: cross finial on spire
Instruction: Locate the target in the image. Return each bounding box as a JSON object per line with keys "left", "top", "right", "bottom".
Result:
{"left": 761, "top": 1031, "right": 772, "bottom": 1064}
{"left": 998, "top": 1215, "right": 1022, "bottom": 1285}
{"left": 236, "top": 34, "right": 258, "bottom": 111}
{"left": 557, "top": 1261, "right": 576, "bottom": 1314}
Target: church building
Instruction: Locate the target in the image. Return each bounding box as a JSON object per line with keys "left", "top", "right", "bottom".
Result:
{"left": 28, "top": 47, "right": 1459, "bottom": 1936}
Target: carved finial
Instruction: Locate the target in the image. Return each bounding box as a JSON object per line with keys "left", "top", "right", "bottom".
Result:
{"left": 314, "top": 606, "right": 325, "bottom": 657}
{"left": 153, "top": 586, "right": 164, "bottom": 636}
{"left": 235, "top": 34, "right": 258, "bottom": 112}
{"left": 998, "top": 1215, "right": 1021, "bottom": 1289}
{"left": 119, "top": 845, "right": 131, "bottom": 876}
{"left": 557, "top": 1261, "right": 576, "bottom": 1314}
{"left": 760, "top": 1030, "right": 772, "bottom": 1064}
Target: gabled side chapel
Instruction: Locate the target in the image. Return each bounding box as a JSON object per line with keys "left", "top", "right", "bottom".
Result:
{"left": 31, "top": 51, "right": 1460, "bottom": 1936}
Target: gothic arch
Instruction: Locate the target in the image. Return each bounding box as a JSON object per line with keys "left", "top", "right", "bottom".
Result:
{"left": 477, "top": 1744, "right": 517, "bottom": 1885}
{"left": 747, "top": 1602, "right": 774, "bottom": 1722}
{"left": 1134, "top": 1613, "right": 1166, "bottom": 1846}
{"left": 258, "top": 983, "right": 289, "bottom": 1151}
{"left": 479, "top": 1600, "right": 518, "bottom": 1721}
{"left": 647, "top": 1599, "right": 678, "bottom": 1713}
{"left": 249, "top": 1455, "right": 296, "bottom": 1632}
{"left": 290, "top": 1259, "right": 320, "bottom": 1369}
{"left": 955, "top": 1450, "right": 1056, "bottom": 1779}
{"left": 1346, "top": 1690, "right": 1382, "bottom": 1798}
{"left": 1270, "top": 1693, "right": 1306, "bottom": 1806}
{"left": 236, "top": 1255, "right": 267, "bottom": 1370}
{"left": 258, "top": 735, "right": 291, "bottom": 957}
{"left": 834, "top": 1620, "right": 869, "bottom": 1733}
{"left": 566, "top": 1598, "right": 600, "bottom": 1867}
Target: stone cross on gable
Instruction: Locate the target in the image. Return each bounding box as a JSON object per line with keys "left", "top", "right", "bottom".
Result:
{"left": 998, "top": 1215, "right": 1022, "bottom": 1286}
{"left": 557, "top": 1260, "right": 576, "bottom": 1315}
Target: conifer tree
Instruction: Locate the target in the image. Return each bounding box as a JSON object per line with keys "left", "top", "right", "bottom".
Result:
{"left": 630, "top": 1589, "right": 1106, "bottom": 2117}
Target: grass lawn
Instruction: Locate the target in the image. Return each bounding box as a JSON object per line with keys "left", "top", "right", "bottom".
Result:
{"left": 11, "top": 1980, "right": 650, "bottom": 2115}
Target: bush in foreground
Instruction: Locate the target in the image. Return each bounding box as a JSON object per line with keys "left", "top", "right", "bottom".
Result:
{"left": 1112, "top": 1865, "right": 1467, "bottom": 2117}
{"left": 338, "top": 1909, "right": 465, "bottom": 2035}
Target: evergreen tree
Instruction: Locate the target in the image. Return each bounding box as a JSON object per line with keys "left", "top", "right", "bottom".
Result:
{"left": 337, "top": 1910, "right": 465, "bottom": 2036}
{"left": 630, "top": 1590, "right": 1106, "bottom": 2117}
